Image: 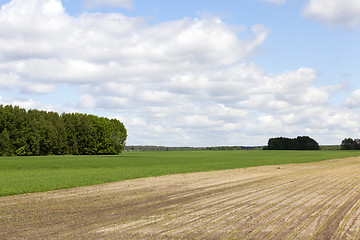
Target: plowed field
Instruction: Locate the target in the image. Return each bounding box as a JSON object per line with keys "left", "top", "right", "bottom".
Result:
{"left": 1, "top": 156, "right": 360, "bottom": 239}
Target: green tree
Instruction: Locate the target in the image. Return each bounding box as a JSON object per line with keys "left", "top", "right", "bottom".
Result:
{"left": 1, "top": 105, "right": 27, "bottom": 154}
{"left": 45, "top": 111, "right": 67, "bottom": 155}
{"left": 0, "top": 105, "right": 127, "bottom": 156}
{"left": 296, "top": 136, "right": 320, "bottom": 150}
{"left": 341, "top": 138, "right": 357, "bottom": 150}
{"left": 267, "top": 138, "right": 284, "bottom": 150}
{"left": 266, "top": 136, "right": 319, "bottom": 150}
{"left": 0, "top": 128, "right": 11, "bottom": 156}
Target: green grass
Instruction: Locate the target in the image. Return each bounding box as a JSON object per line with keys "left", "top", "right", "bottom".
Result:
{"left": 1, "top": 150, "right": 359, "bottom": 197}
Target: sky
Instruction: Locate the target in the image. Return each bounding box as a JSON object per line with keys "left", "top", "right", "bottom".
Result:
{"left": 0, "top": 0, "right": 360, "bottom": 147}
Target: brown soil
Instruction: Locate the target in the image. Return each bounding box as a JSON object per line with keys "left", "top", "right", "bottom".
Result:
{"left": 1, "top": 157, "right": 360, "bottom": 239}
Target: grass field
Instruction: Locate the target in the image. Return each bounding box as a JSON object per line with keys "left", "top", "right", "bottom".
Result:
{"left": 1, "top": 150, "right": 359, "bottom": 197}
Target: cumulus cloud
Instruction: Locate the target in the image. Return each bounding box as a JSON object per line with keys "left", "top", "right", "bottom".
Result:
{"left": 0, "top": 95, "right": 75, "bottom": 113}
{"left": 0, "top": 72, "right": 21, "bottom": 90}
{"left": 83, "top": 0, "right": 133, "bottom": 9}
{"left": 345, "top": 89, "right": 360, "bottom": 108}
{"left": 303, "top": 0, "right": 360, "bottom": 27}
{"left": 78, "top": 94, "right": 97, "bottom": 109}
{"left": 0, "top": 0, "right": 359, "bottom": 146}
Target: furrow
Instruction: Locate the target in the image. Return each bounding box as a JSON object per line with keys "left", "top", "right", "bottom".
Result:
{"left": 331, "top": 188, "right": 360, "bottom": 239}
{"left": 285, "top": 176, "right": 360, "bottom": 240}
{"left": 159, "top": 171, "right": 326, "bottom": 238}
{"left": 266, "top": 171, "right": 360, "bottom": 239}
{"left": 240, "top": 174, "right": 348, "bottom": 240}
{"left": 311, "top": 187, "right": 360, "bottom": 240}
{"left": 137, "top": 173, "right": 310, "bottom": 236}
{"left": 196, "top": 169, "right": 353, "bottom": 239}
{"left": 225, "top": 170, "right": 359, "bottom": 240}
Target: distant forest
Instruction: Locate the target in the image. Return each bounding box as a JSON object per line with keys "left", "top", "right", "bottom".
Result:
{"left": 264, "top": 136, "right": 320, "bottom": 150}
{"left": 341, "top": 138, "right": 360, "bottom": 150}
{"left": 125, "top": 145, "right": 342, "bottom": 152}
{"left": 125, "top": 146, "right": 263, "bottom": 151}
{"left": 0, "top": 105, "right": 127, "bottom": 156}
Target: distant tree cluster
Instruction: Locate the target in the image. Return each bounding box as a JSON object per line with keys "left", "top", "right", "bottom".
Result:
{"left": 265, "top": 136, "right": 320, "bottom": 150}
{"left": 340, "top": 138, "right": 360, "bottom": 150}
{"left": 206, "top": 146, "right": 242, "bottom": 151}
{"left": 0, "top": 105, "right": 127, "bottom": 156}
{"left": 125, "top": 145, "right": 265, "bottom": 152}
{"left": 320, "top": 145, "right": 341, "bottom": 151}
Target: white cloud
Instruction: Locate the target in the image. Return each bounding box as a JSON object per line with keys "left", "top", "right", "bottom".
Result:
{"left": 25, "top": 84, "right": 55, "bottom": 94}
{"left": 138, "top": 90, "right": 175, "bottom": 103}
{"left": 184, "top": 115, "right": 223, "bottom": 128}
{"left": 0, "top": 72, "right": 21, "bottom": 90}
{"left": 78, "top": 94, "right": 97, "bottom": 109}
{"left": 345, "top": 89, "right": 360, "bottom": 108}
{"left": 0, "top": 95, "right": 75, "bottom": 113}
{"left": 83, "top": 0, "right": 133, "bottom": 9}
{"left": 1, "top": 0, "right": 359, "bottom": 146}
{"left": 258, "top": 115, "right": 283, "bottom": 132}
{"left": 303, "top": 0, "right": 360, "bottom": 27}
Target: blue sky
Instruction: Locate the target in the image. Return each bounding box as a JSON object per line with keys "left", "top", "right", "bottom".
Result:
{"left": 1, "top": 0, "right": 360, "bottom": 146}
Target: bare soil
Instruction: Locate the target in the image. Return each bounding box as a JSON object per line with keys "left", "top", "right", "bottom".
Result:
{"left": 1, "top": 157, "right": 360, "bottom": 239}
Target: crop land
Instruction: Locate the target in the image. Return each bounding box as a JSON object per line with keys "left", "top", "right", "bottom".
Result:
{"left": 1, "top": 152, "right": 360, "bottom": 239}
{"left": 1, "top": 150, "right": 359, "bottom": 197}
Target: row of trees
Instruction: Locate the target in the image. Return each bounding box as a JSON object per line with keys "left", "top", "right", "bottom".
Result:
{"left": 125, "top": 146, "right": 264, "bottom": 151}
{"left": 0, "top": 105, "right": 127, "bottom": 156}
{"left": 340, "top": 138, "right": 360, "bottom": 150}
{"left": 265, "top": 136, "right": 320, "bottom": 150}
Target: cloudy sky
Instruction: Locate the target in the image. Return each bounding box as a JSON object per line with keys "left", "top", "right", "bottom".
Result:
{"left": 0, "top": 0, "right": 360, "bottom": 147}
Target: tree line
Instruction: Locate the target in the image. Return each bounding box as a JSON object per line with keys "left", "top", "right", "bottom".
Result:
{"left": 0, "top": 105, "right": 127, "bottom": 156}
{"left": 124, "top": 145, "right": 265, "bottom": 151}
{"left": 264, "top": 136, "right": 320, "bottom": 150}
{"left": 340, "top": 138, "right": 360, "bottom": 150}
